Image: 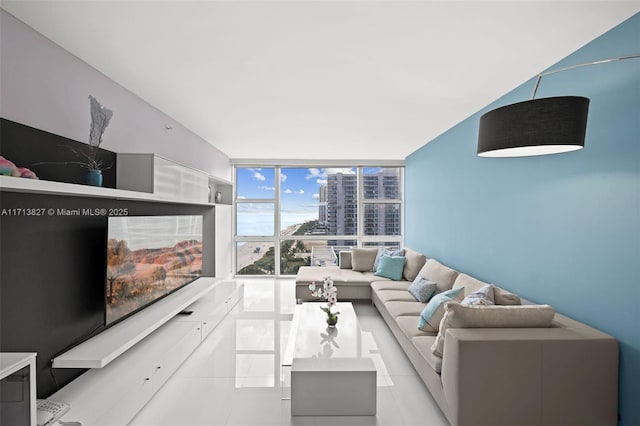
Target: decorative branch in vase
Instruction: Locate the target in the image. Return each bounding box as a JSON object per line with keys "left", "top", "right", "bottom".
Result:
{"left": 31, "top": 95, "right": 113, "bottom": 187}
{"left": 86, "top": 96, "right": 113, "bottom": 167}
{"left": 309, "top": 276, "right": 340, "bottom": 327}
{"left": 84, "top": 95, "right": 113, "bottom": 186}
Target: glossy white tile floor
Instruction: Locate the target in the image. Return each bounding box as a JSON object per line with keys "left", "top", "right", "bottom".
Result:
{"left": 131, "top": 280, "right": 449, "bottom": 426}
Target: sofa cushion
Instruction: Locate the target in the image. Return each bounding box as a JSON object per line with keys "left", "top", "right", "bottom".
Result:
{"left": 418, "top": 259, "right": 459, "bottom": 292}
{"left": 339, "top": 251, "right": 352, "bottom": 269}
{"left": 351, "top": 248, "right": 379, "bottom": 272}
{"left": 374, "top": 255, "right": 406, "bottom": 280}
{"left": 461, "top": 284, "right": 495, "bottom": 306}
{"left": 384, "top": 301, "right": 427, "bottom": 318}
{"left": 295, "top": 266, "right": 342, "bottom": 284}
{"left": 452, "top": 273, "right": 491, "bottom": 298}
{"left": 376, "top": 290, "right": 419, "bottom": 303}
{"left": 338, "top": 269, "right": 377, "bottom": 284}
{"left": 432, "top": 303, "right": 556, "bottom": 357}
{"left": 418, "top": 287, "right": 463, "bottom": 332}
{"left": 371, "top": 281, "right": 411, "bottom": 292}
{"left": 396, "top": 316, "right": 436, "bottom": 338}
{"left": 402, "top": 248, "right": 427, "bottom": 281}
{"left": 494, "top": 286, "right": 522, "bottom": 305}
{"left": 408, "top": 277, "right": 437, "bottom": 303}
{"left": 412, "top": 336, "right": 443, "bottom": 373}
{"left": 373, "top": 247, "right": 404, "bottom": 272}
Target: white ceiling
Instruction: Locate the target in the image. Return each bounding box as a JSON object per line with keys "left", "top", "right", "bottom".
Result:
{"left": 2, "top": 1, "right": 639, "bottom": 161}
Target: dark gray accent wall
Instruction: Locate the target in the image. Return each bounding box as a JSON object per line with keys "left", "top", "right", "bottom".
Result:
{"left": 1, "top": 118, "right": 118, "bottom": 188}
{"left": 0, "top": 191, "right": 214, "bottom": 398}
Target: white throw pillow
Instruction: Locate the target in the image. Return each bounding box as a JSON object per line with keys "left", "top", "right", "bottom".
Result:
{"left": 461, "top": 284, "right": 495, "bottom": 306}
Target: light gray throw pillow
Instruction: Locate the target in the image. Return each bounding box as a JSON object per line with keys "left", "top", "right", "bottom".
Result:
{"left": 461, "top": 284, "right": 495, "bottom": 306}
{"left": 408, "top": 276, "right": 437, "bottom": 303}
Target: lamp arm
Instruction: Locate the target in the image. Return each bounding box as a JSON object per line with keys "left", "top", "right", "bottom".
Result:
{"left": 531, "top": 53, "right": 640, "bottom": 99}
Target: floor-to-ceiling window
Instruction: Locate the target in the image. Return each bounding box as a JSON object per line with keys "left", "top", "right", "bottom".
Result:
{"left": 235, "top": 165, "right": 403, "bottom": 276}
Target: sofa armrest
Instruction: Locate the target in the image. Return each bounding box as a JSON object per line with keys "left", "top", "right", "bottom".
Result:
{"left": 339, "top": 251, "right": 352, "bottom": 269}
{"left": 441, "top": 328, "right": 618, "bottom": 426}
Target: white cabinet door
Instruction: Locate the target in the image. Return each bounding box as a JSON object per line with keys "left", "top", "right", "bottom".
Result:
{"left": 151, "top": 323, "right": 202, "bottom": 394}
{"left": 92, "top": 371, "right": 153, "bottom": 426}
{"left": 201, "top": 305, "right": 227, "bottom": 340}
{"left": 226, "top": 284, "right": 243, "bottom": 313}
{"left": 154, "top": 156, "right": 208, "bottom": 203}
{"left": 117, "top": 154, "right": 209, "bottom": 203}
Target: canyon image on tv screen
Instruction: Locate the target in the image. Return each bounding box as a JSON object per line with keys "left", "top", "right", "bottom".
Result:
{"left": 105, "top": 215, "right": 203, "bottom": 326}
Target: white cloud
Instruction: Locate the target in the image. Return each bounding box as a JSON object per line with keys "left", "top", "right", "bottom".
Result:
{"left": 237, "top": 195, "right": 247, "bottom": 199}
{"left": 253, "top": 171, "right": 266, "bottom": 181}
{"left": 306, "top": 168, "right": 325, "bottom": 180}
{"left": 312, "top": 193, "right": 319, "bottom": 199}
{"left": 307, "top": 167, "right": 355, "bottom": 180}
{"left": 280, "top": 172, "right": 287, "bottom": 182}
{"left": 284, "top": 188, "right": 305, "bottom": 195}
{"left": 325, "top": 168, "right": 356, "bottom": 175}
{"left": 316, "top": 179, "right": 327, "bottom": 185}
{"left": 258, "top": 186, "right": 275, "bottom": 191}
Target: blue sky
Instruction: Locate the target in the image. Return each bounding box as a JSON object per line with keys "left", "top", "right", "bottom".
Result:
{"left": 236, "top": 167, "right": 356, "bottom": 235}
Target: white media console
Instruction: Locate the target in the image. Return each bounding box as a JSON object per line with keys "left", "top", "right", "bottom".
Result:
{"left": 1, "top": 157, "right": 236, "bottom": 425}
{"left": 49, "top": 278, "right": 243, "bottom": 426}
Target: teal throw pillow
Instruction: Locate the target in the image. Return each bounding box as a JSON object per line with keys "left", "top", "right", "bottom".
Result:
{"left": 373, "top": 247, "right": 405, "bottom": 271}
{"left": 418, "top": 287, "right": 464, "bottom": 331}
{"left": 408, "top": 276, "right": 437, "bottom": 303}
{"left": 374, "top": 255, "right": 406, "bottom": 280}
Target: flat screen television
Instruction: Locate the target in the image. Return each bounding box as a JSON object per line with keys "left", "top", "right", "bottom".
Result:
{"left": 105, "top": 215, "right": 203, "bottom": 326}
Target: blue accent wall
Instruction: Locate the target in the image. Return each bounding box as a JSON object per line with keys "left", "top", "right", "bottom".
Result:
{"left": 405, "top": 14, "right": 639, "bottom": 426}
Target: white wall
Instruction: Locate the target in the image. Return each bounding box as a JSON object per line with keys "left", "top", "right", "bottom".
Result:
{"left": 0, "top": 9, "right": 231, "bottom": 181}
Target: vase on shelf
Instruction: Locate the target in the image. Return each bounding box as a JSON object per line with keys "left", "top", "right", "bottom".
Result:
{"left": 86, "top": 169, "right": 103, "bottom": 187}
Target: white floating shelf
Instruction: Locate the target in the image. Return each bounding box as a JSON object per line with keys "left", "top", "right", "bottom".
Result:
{"left": 0, "top": 175, "right": 216, "bottom": 206}
{"left": 52, "top": 277, "right": 218, "bottom": 369}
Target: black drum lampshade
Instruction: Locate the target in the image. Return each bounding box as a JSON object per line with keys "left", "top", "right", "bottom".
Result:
{"left": 477, "top": 96, "right": 590, "bottom": 157}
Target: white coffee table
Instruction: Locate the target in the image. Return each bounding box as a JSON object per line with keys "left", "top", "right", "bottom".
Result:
{"left": 283, "top": 302, "right": 376, "bottom": 416}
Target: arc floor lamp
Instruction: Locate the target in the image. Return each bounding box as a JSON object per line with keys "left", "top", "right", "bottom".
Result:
{"left": 477, "top": 54, "right": 640, "bottom": 157}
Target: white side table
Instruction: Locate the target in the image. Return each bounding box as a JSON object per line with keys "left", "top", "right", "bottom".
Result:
{"left": 1, "top": 352, "right": 37, "bottom": 426}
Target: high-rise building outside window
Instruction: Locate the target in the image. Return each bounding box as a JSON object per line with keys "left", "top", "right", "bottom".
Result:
{"left": 235, "top": 165, "right": 403, "bottom": 276}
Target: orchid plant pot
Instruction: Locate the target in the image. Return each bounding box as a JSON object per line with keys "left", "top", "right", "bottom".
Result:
{"left": 326, "top": 311, "right": 339, "bottom": 328}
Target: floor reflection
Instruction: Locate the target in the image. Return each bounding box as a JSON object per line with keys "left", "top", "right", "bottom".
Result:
{"left": 132, "top": 278, "right": 449, "bottom": 426}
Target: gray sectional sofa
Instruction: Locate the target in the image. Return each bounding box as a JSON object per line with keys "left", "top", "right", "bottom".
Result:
{"left": 295, "top": 248, "right": 619, "bottom": 426}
